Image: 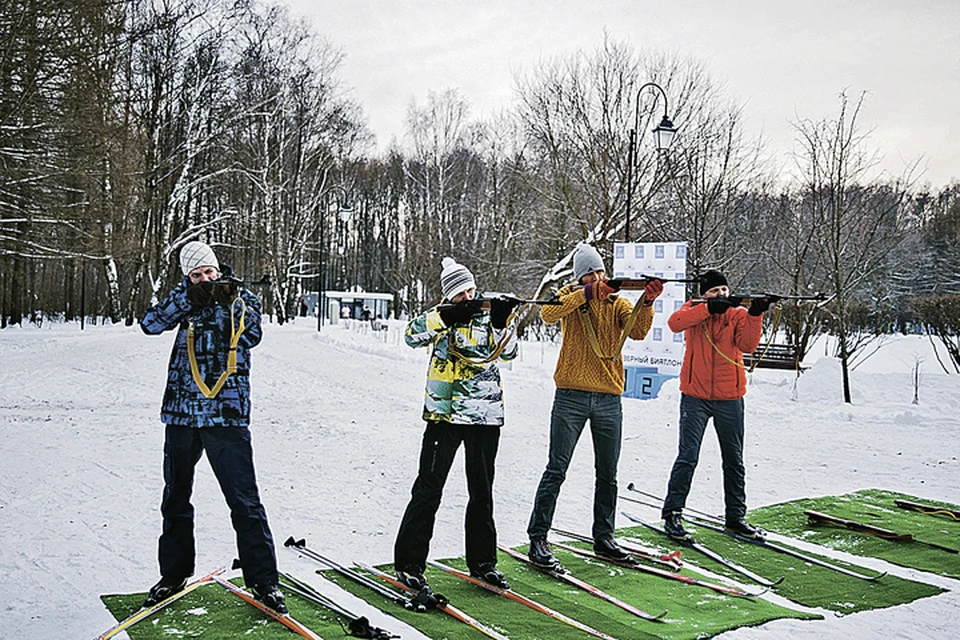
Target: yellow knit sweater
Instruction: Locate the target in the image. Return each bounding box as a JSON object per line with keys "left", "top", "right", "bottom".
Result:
{"left": 542, "top": 284, "right": 655, "bottom": 395}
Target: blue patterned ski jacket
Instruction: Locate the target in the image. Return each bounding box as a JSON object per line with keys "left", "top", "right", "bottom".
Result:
{"left": 140, "top": 280, "right": 262, "bottom": 427}
{"left": 405, "top": 303, "right": 518, "bottom": 426}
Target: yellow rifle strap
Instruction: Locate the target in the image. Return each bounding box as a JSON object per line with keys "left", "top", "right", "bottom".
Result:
{"left": 580, "top": 295, "right": 647, "bottom": 362}
{"left": 187, "top": 297, "right": 246, "bottom": 399}
{"left": 447, "top": 312, "right": 519, "bottom": 366}
{"left": 702, "top": 305, "right": 783, "bottom": 372}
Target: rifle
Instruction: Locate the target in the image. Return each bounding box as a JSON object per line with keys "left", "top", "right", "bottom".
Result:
{"left": 436, "top": 295, "right": 561, "bottom": 312}
{"left": 569, "top": 275, "right": 700, "bottom": 292}
{"left": 895, "top": 499, "right": 960, "bottom": 521}
{"left": 691, "top": 292, "right": 827, "bottom": 308}
{"left": 805, "top": 510, "right": 959, "bottom": 553}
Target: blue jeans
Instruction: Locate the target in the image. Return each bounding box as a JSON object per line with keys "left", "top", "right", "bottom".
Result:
{"left": 662, "top": 394, "right": 747, "bottom": 521}
{"left": 527, "top": 389, "right": 623, "bottom": 542}
{"left": 159, "top": 425, "right": 278, "bottom": 587}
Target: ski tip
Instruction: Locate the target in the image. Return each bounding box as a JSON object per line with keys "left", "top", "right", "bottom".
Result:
{"left": 770, "top": 576, "right": 786, "bottom": 586}
{"left": 871, "top": 571, "right": 888, "bottom": 581}
{"left": 284, "top": 536, "right": 306, "bottom": 548}
{"left": 231, "top": 558, "right": 242, "bottom": 570}
{"left": 626, "top": 482, "right": 636, "bottom": 490}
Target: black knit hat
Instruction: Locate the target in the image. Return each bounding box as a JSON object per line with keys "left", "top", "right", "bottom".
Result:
{"left": 699, "top": 270, "right": 728, "bottom": 295}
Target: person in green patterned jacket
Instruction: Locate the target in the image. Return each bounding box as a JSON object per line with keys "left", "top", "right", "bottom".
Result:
{"left": 394, "top": 257, "right": 520, "bottom": 592}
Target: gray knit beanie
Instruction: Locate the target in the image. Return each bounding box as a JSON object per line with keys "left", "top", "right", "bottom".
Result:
{"left": 179, "top": 241, "right": 219, "bottom": 276}
{"left": 572, "top": 244, "right": 605, "bottom": 282}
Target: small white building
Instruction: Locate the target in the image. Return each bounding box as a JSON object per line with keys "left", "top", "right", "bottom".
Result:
{"left": 301, "top": 291, "right": 394, "bottom": 322}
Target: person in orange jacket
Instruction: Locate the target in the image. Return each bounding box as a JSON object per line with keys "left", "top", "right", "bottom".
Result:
{"left": 661, "top": 269, "right": 773, "bottom": 540}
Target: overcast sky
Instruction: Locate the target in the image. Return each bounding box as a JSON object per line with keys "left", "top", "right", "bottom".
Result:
{"left": 283, "top": 0, "right": 959, "bottom": 188}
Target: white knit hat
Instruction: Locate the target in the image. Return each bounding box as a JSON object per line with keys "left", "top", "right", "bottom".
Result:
{"left": 440, "top": 257, "right": 476, "bottom": 300}
{"left": 572, "top": 244, "right": 605, "bottom": 282}
{"left": 179, "top": 241, "right": 219, "bottom": 276}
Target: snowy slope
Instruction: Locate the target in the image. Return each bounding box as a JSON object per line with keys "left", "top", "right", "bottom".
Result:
{"left": 0, "top": 319, "right": 957, "bottom": 639}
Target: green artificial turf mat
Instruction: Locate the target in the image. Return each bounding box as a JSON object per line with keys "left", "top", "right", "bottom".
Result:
{"left": 748, "top": 488, "right": 960, "bottom": 579}
{"left": 330, "top": 550, "right": 817, "bottom": 640}
{"left": 614, "top": 518, "right": 942, "bottom": 615}
{"left": 100, "top": 576, "right": 364, "bottom": 639}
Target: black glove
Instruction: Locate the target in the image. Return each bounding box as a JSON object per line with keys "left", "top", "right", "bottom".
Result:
{"left": 211, "top": 278, "right": 240, "bottom": 305}
{"left": 439, "top": 300, "right": 483, "bottom": 327}
{"left": 489, "top": 297, "right": 521, "bottom": 329}
{"left": 187, "top": 281, "right": 215, "bottom": 307}
{"left": 748, "top": 294, "right": 781, "bottom": 316}
{"left": 707, "top": 297, "right": 734, "bottom": 315}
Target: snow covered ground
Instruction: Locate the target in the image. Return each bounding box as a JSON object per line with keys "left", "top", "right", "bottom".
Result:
{"left": 1, "top": 318, "right": 958, "bottom": 639}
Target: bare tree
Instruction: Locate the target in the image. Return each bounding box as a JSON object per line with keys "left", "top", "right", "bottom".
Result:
{"left": 792, "top": 91, "right": 918, "bottom": 402}
{"left": 513, "top": 37, "right": 762, "bottom": 297}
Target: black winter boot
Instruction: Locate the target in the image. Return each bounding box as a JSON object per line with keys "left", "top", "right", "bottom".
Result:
{"left": 663, "top": 512, "right": 691, "bottom": 540}
{"left": 470, "top": 562, "right": 510, "bottom": 589}
{"left": 725, "top": 517, "right": 765, "bottom": 540}
{"left": 395, "top": 565, "right": 428, "bottom": 590}
{"left": 252, "top": 584, "right": 288, "bottom": 614}
{"left": 528, "top": 537, "right": 562, "bottom": 570}
{"left": 143, "top": 577, "right": 187, "bottom": 607}
{"left": 593, "top": 537, "right": 637, "bottom": 564}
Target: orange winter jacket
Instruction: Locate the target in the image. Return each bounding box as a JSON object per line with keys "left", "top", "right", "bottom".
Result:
{"left": 668, "top": 300, "right": 763, "bottom": 401}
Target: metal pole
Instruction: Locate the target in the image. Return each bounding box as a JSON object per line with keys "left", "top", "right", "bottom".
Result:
{"left": 625, "top": 127, "right": 637, "bottom": 242}
{"left": 625, "top": 82, "right": 672, "bottom": 244}
{"left": 317, "top": 193, "right": 326, "bottom": 332}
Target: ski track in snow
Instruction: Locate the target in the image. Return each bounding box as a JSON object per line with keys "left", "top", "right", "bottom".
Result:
{"left": 0, "top": 320, "right": 958, "bottom": 639}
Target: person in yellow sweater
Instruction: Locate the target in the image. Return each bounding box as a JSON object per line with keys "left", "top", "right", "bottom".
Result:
{"left": 527, "top": 244, "right": 663, "bottom": 569}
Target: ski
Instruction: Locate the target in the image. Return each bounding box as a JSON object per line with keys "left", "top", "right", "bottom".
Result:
{"left": 550, "top": 541, "right": 764, "bottom": 598}
{"left": 805, "top": 510, "right": 959, "bottom": 553}
{"left": 550, "top": 527, "right": 683, "bottom": 569}
{"left": 895, "top": 498, "right": 960, "bottom": 521}
{"left": 428, "top": 559, "right": 620, "bottom": 640}
{"left": 621, "top": 511, "right": 784, "bottom": 587}
{"left": 620, "top": 492, "right": 885, "bottom": 581}
{"left": 284, "top": 537, "right": 417, "bottom": 609}
{"left": 280, "top": 571, "right": 399, "bottom": 639}
{"left": 212, "top": 575, "right": 322, "bottom": 639}
{"left": 355, "top": 561, "right": 511, "bottom": 640}
{"left": 95, "top": 566, "right": 226, "bottom": 640}
{"left": 498, "top": 544, "right": 667, "bottom": 621}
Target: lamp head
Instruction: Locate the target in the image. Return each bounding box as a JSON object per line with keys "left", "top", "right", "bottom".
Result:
{"left": 653, "top": 116, "right": 677, "bottom": 151}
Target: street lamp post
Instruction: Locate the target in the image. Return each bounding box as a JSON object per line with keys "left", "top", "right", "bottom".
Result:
{"left": 317, "top": 185, "right": 352, "bottom": 332}
{"left": 624, "top": 82, "right": 677, "bottom": 242}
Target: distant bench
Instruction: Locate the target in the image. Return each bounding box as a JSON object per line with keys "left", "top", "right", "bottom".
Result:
{"left": 743, "top": 343, "right": 803, "bottom": 370}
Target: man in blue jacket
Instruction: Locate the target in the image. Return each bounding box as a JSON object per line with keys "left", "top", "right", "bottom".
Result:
{"left": 139, "top": 241, "right": 285, "bottom": 612}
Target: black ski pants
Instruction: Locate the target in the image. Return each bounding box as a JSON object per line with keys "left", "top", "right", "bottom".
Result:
{"left": 158, "top": 424, "right": 279, "bottom": 588}
{"left": 394, "top": 421, "right": 500, "bottom": 573}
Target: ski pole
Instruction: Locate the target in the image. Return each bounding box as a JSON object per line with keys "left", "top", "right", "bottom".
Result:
{"left": 621, "top": 511, "right": 784, "bottom": 587}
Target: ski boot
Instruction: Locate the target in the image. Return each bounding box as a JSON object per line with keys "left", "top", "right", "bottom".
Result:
{"left": 664, "top": 512, "right": 692, "bottom": 541}
{"left": 143, "top": 576, "right": 188, "bottom": 607}
{"left": 528, "top": 536, "right": 562, "bottom": 571}
{"left": 470, "top": 562, "right": 510, "bottom": 589}
{"left": 252, "top": 583, "right": 288, "bottom": 614}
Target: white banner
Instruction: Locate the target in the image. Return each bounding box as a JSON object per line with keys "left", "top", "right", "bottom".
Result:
{"left": 613, "top": 242, "right": 688, "bottom": 398}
